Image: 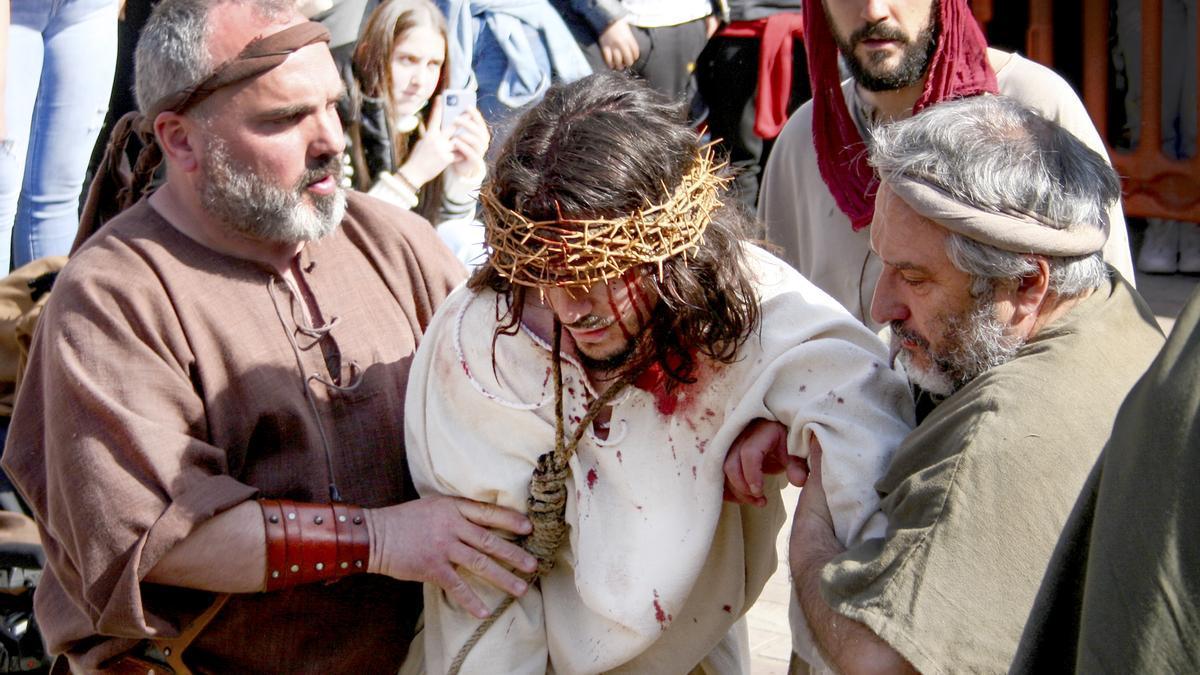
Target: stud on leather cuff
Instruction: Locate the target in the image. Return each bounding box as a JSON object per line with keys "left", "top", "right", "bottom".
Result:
{"left": 259, "top": 499, "right": 370, "bottom": 592}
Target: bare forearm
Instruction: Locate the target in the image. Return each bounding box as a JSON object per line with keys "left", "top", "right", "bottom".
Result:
{"left": 145, "top": 501, "right": 266, "bottom": 593}
{"left": 792, "top": 519, "right": 916, "bottom": 674}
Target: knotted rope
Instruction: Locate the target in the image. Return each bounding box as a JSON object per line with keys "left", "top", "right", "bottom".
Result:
{"left": 448, "top": 319, "right": 632, "bottom": 674}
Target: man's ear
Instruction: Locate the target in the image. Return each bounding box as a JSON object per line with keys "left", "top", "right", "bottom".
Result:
{"left": 154, "top": 111, "right": 202, "bottom": 173}
{"left": 1012, "top": 256, "right": 1052, "bottom": 323}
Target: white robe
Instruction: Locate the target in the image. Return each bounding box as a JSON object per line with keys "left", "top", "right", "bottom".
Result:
{"left": 405, "top": 245, "right": 915, "bottom": 673}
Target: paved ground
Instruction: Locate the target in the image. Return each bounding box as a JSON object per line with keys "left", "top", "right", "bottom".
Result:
{"left": 744, "top": 270, "right": 1198, "bottom": 673}
{"left": 745, "top": 485, "right": 800, "bottom": 675}
{"left": 1135, "top": 269, "right": 1199, "bottom": 333}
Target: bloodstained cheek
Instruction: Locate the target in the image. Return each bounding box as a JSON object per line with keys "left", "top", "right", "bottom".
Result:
{"left": 605, "top": 285, "right": 636, "bottom": 342}
{"left": 608, "top": 270, "right": 655, "bottom": 342}
{"left": 621, "top": 269, "right": 653, "bottom": 324}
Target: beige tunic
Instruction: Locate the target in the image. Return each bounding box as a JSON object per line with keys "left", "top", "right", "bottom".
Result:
{"left": 1, "top": 193, "right": 464, "bottom": 673}
{"left": 407, "top": 245, "right": 915, "bottom": 673}
{"left": 760, "top": 49, "right": 1136, "bottom": 330}
{"left": 820, "top": 275, "right": 1163, "bottom": 673}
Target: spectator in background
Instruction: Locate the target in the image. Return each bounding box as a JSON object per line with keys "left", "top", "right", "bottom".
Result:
{"left": 1, "top": 0, "right": 119, "bottom": 272}
{"left": 344, "top": 0, "right": 491, "bottom": 265}
{"left": 695, "top": 0, "right": 807, "bottom": 212}
{"left": 553, "top": 0, "right": 714, "bottom": 105}
{"left": 440, "top": 0, "right": 590, "bottom": 133}
{"left": 311, "top": 0, "right": 378, "bottom": 70}
{"left": 1115, "top": 0, "right": 1199, "bottom": 274}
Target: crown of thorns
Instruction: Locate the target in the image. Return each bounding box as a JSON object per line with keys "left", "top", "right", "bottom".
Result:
{"left": 482, "top": 149, "right": 729, "bottom": 288}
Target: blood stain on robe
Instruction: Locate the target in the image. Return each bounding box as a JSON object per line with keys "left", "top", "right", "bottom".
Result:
{"left": 632, "top": 353, "right": 707, "bottom": 417}
{"left": 652, "top": 590, "right": 672, "bottom": 629}
{"left": 586, "top": 468, "right": 598, "bottom": 490}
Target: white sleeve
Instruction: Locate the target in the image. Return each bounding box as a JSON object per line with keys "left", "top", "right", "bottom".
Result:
{"left": 731, "top": 247, "right": 915, "bottom": 546}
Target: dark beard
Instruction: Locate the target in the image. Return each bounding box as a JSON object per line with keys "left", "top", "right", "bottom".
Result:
{"left": 831, "top": 0, "right": 940, "bottom": 92}
{"left": 577, "top": 342, "right": 637, "bottom": 373}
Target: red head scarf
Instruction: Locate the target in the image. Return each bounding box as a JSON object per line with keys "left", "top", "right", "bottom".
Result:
{"left": 804, "top": 0, "right": 998, "bottom": 231}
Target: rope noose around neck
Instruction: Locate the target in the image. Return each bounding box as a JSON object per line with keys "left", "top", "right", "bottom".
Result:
{"left": 447, "top": 318, "right": 633, "bottom": 674}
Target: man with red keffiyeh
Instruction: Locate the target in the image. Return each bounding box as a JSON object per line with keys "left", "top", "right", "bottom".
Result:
{"left": 758, "top": 0, "right": 1136, "bottom": 330}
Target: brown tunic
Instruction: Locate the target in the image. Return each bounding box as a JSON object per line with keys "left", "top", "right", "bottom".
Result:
{"left": 1, "top": 192, "right": 464, "bottom": 673}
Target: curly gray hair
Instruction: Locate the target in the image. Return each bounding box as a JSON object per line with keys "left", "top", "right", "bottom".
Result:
{"left": 869, "top": 94, "right": 1120, "bottom": 297}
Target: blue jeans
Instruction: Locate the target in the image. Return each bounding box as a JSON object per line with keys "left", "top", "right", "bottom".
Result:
{"left": 1, "top": 0, "right": 118, "bottom": 271}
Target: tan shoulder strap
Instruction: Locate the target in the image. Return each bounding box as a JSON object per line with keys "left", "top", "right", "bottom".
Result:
{"left": 156, "top": 593, "right": 231, "bottom": 674}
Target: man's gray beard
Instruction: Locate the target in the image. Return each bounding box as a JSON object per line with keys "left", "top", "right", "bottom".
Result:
{"left": 200, "top": 136, "right": 346, "bottom": 244}
{"left": 895, "top": 294, "right": 1023, "bottom": 397}
{"left": 828, "top": 0, "right": 939, "bottom": 92}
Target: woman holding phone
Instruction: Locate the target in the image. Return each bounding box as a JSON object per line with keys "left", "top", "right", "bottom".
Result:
{"left": 344, "top": 0, "right": 490, "bottom": 256}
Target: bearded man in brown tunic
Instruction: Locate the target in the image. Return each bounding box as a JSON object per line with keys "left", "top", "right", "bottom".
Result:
{"left": 0, "top": 0, "right": 537, "bottom": 672}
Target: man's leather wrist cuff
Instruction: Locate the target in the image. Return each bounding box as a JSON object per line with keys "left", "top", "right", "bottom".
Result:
{"left": 259, "top": 499, "right": 370, "bottom": 592}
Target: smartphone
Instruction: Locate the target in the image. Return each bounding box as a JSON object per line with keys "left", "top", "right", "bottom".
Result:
{"left": 440, "top": 89, "right": 476, "bottom": 132}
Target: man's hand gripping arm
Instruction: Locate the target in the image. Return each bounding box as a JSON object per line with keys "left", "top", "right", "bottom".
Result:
{"left": 789, "top": 445, "right": 917, "bottom": 675}
{"left": 147, "top": 496, "right": 537, "bottom": 618}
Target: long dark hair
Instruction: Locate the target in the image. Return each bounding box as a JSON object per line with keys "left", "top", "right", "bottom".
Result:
{"left": 350, "top": 0, "right": 448, "bottom": 223}
{"left": 469, "top": 72, "right": 760, "bottom": 389}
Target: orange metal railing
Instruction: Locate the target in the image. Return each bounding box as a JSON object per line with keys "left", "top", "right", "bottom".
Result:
{"left": 971, "top": 0, "right": 993, "bottom": 29}
{"left": 1027, "top": 0, "right": 1200, "bottom": 222}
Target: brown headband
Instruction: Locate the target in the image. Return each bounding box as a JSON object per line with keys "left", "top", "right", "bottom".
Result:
{"left": 74, "top": 21, "right": 332, "bottom": 253}
{"left": 146, "top": 21, "right": 332, "bottom": 119}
